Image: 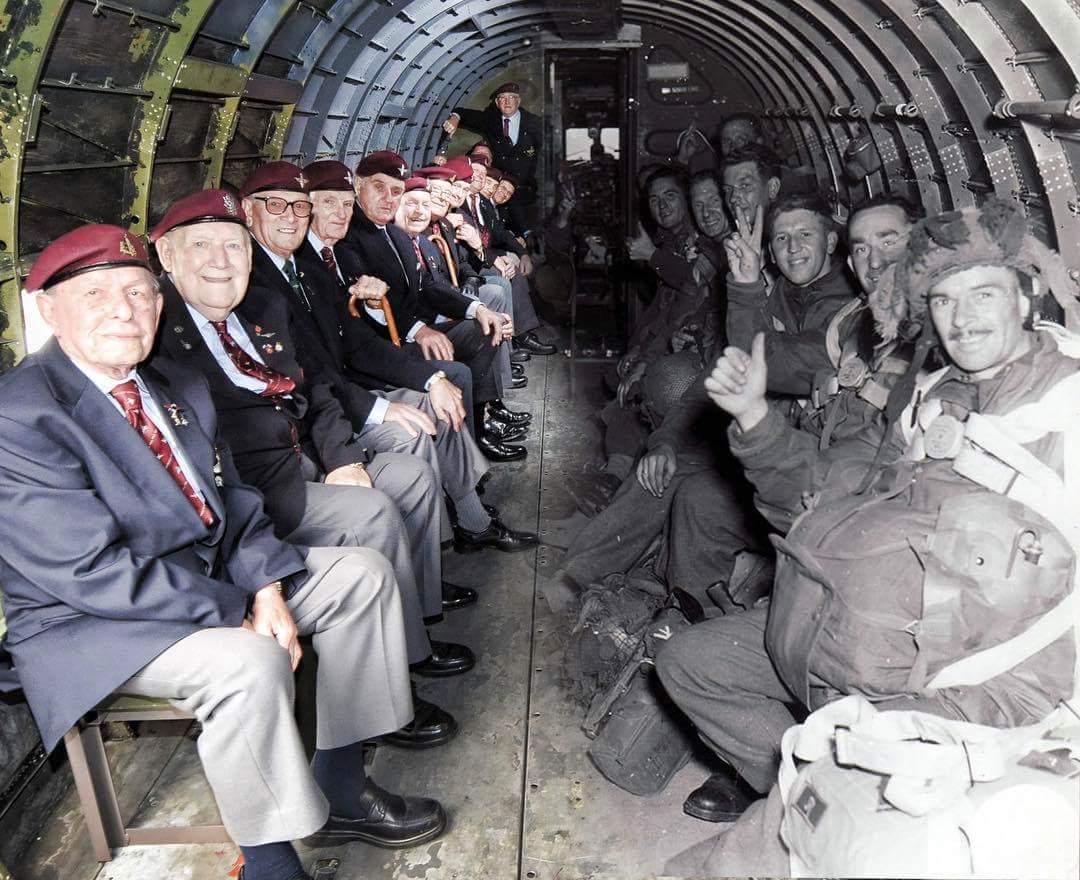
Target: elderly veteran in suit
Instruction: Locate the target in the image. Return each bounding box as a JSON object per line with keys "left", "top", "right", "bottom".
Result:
{"left": 339, "top": 150, "right": 511, "bottom": 448}
{"left": 0, "top": 224, "right": 446, "bottom": 880}
{"left": 292, "top": 160, "right": 538, "bottom": 549}
{"left": 441, "top": 81, "right": 543, "bottom": 235}
{"left": 150, "top": 185, "right": 476, "bottom": 702}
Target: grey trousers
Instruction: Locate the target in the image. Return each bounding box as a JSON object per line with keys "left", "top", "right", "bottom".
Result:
{"left": 287, "top": 453, "right": 440, "bottom": 661}
{"left": 364, "top": 388, "right": 489, "bottom": 504}
{"left": 475, "top": 278, "right": 513, "bottom": 388}
{"left": 655, "top": 605, "right": 796, "bottom": 794}
{"left": 118, "top": 546, "right": 413, "bottom": 846}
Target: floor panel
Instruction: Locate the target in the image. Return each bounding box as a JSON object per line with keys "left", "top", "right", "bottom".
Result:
{"left": 16, "top": 349, "right": 724, "bottom": 880}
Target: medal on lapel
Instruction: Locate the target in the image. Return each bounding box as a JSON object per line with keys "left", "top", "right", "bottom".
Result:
{"left": 164, "top": 402, "right": 189, "bottom": 427}
{"left": 213, "top": 446, "right": 225, "bottom": 488}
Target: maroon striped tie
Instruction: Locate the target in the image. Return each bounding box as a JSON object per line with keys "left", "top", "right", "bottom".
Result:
{"left": 211, "top": 321, "right": 296, "bottom": 397}
{"left": 110, "top": 380, "right": 215, "bottom": 527}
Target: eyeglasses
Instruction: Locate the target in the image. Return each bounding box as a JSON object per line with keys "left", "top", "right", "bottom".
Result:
{"left": 253, "top": 196, "right": 313, "bottom": 218}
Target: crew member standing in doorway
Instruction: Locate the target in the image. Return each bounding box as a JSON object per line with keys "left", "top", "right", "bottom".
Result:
{"left": 441, "top": 82, "right": 542, "bottom": 237}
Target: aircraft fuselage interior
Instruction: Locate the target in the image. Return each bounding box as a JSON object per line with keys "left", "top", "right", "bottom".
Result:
{"left": 1, "top": 2, "right": 1079, "bottom": 879}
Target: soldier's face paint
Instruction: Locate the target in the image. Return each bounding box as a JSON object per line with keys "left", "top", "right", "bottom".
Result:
{"left": 769, "top": 209, "right": 837, "bottom": 287}
{"left": 310, "top": 190, "right": 355, "bottom": 246}
{"left": 647, "top": 176, "right": 688, "bottom": 230}
{"left": 847, "top": 205, "right": 912, "bottom": 296}
{"left": 929, "top": 266, "right": 1032, "bottom": 380}
{"left": 690, "top": 177, "right": 729, "bottom": 239}
{"left": 158, "top": 222, "right": 252, "bottom": 323}
{"left": 38, "top": 265, "right": 162, "bottom": 380}
{"left": 355, "top": 173, "right": 406, "bottom": 226}
{"left": 395, "top": 191, "right": 432, "bottom": 236}
{"left": 244, "top": 189, "right": 309, "bottom": 258}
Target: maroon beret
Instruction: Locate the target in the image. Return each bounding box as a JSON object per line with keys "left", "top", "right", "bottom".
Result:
{"left": 491, "top": 82, "right": 520, "bottom": 98}
{"left": 27, "top": 224, "right": 150, "bottom": 292}
{"left": 148, "top": 189, "right": 247, "bottom": 243}
{"left": 404, "top": 177, "right": 430, "bottom": 193}
{"left": 445, "top": 156, "right": 475, "bottom": 181}
{"left": 303, "top": 160, "right": 354, "bottom": 192}
{"left": 486, "top": 167, "right": 504, "bottom": 182}
{"left": 355, "top": 150, "right": 410, "bottom": 181}
{"left": 415, "top": 164, "right": 457, "bottom": 183}
{"left": 468, "top": 153, "right": 491, "bottom": 168}
{"left": 239, "top": 161, "right": 310, "bottom": 198}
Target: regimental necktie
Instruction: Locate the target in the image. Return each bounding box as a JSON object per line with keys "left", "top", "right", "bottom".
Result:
{"left": 320, "top": 245, "right": 339, "bottom": 279}
{"left": 210, "top": 320, "right": 297, "bottom": 397}
{"left": 412, "top": 238, "right": 425, "bottom": 276}
{"left": 110, "top": 380, "right": 215, "bottom": 527}
{"left": 472, "top": 196, "right": 491, "bottom": 248}
{"left": 503, "top": 116, "right": 510, "bottom": 140}
{"left": 282, "top": 259, "right": 312, "bottom": 311}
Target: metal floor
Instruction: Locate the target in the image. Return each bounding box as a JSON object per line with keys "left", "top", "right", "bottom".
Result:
{"left": 17, "top": 351, "right": 719, "bottom": 880}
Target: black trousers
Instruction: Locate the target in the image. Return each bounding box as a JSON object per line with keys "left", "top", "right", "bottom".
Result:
{"left": 405, "top": 319, "right": 500, "bottom": 406}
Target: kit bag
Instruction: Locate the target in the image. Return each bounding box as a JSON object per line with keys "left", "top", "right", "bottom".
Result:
{"left": 777, "top": 695, "right": 1079, "bottom": 879}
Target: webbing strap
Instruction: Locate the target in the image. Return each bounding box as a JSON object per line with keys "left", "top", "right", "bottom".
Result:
{"left": 927, "top": 412, "right": 1080, "bottom": 690}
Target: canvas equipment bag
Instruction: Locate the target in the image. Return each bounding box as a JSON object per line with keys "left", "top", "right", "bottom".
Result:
{"left": 776, "top": 369, "right": 1080, "bottom": 879}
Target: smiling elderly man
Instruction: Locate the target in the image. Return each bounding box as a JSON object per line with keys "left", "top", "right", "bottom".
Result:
{"left": 0, "top": 224, "right": 446, "bottom": 880}
{"left": 441, "top": 81, "right": 543, "bottom": 235}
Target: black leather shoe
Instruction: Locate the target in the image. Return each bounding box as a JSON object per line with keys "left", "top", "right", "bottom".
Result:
{"left": 238, "top": 868, "right": 311, "bottom": 880}
{"left": 515, "top": 331, "right": 558, "bottom": 356}
{"left": 379, "top": 696, "right": 459, "bottom": 749}
{"left": 477, "top": 434, "right": 527, "bottom": 462}
{"left": 683, "top": 770, "right": 759, "bottom": 823}
{"left": 483, "top": 418, "right": 527, "bottom": 443}
{"left": 511, "top": 374, "right": 528, "bottom": 389}
{"left": 454, "top": 518, "right": 539, "bottom": 553}
{"left": 410, "top": 639, "right": 475, "bottom": 677}
{"left": 511, "top": 363, "right": 526, "bottom": 378}
{"left": 510, "top": 348, "right": 531, "bottom": 364}
{"left": 489, "top": 399, "right": 532, "bottom": 425}
{"left": 441, "top": 581, "right": 478, "bottom": 611}
{"left": 302, "top": 779, "right": 447, "bottom": 849}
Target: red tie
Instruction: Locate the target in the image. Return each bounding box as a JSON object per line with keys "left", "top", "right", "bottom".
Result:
{"left": 210, "top": 321, "right": 296, "bottom": 397}
{"left": 472, "top": 196, "right": 491, "bottom": 247}
{"left": 503, "top": 116, "right": 510, "bottom": 139}
{"left": 320, "top": 245, "right": 339, "bottom": 278}
{"left": 110, "top": 380, "right": 215, "bottom": 527}
{"left": 412, "top": 238, "right": 425, "bottom": 275}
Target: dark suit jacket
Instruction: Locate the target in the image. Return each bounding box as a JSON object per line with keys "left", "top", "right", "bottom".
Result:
{"left": 339, "top": 212, "right": 476, "bottom": 340}
{"left": 246, "top": 241, "right": 380, "bottom": 428}
{"left": 0, "top": 338, "right": 304, "bottom": 750}
{"left": 295, "top": 238, "right": 441, "bottom": 394}
{"left": 452, "top": 104, "right": 542, "bottom": 191}
{"left": 156, "top": 275, "right": 366, "bottom": 536}
{"left": 461, "top": 195, "right": 526, "bottom": 258}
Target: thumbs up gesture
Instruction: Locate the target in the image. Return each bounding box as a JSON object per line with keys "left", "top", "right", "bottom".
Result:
{"left": 626, "top": 223, "right": 656, "bottom": 262}
{"left": 704, "top": 331, "right": 770, "bottom": 431}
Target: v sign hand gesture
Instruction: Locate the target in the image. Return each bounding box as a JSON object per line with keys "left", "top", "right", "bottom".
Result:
{"left": 724, "top": 203, "right": 765, "bottom": 284}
